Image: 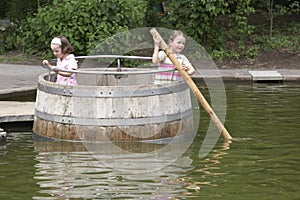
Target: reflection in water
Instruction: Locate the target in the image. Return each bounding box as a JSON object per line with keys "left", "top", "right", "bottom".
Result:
{"left": 32, "top": 138, "right": 231, "bottom": 199}
{"left": 33, "top": 140, "right": 194, "bottom": 199}
{"left": 83, "top": 133, "right": 195, "bottom": 174}
{"left": 189, "top": 140, "right": 231, "bottom": 190}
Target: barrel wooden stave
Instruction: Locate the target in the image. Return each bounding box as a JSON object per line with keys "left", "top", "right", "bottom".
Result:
{"left": 33, "top": 73, "right": 193, "bottom": 141}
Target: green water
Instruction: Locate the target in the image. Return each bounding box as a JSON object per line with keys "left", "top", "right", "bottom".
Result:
{"left": 0, "top": 84, "right": 299, "bottom": 199}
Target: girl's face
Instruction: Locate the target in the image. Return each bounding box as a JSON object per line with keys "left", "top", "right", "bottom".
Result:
{"left": 169, "top": 35, "right": 186, "bottom": 54}
{"left": 50, "top": 44, "right": 64, "bottom": 59}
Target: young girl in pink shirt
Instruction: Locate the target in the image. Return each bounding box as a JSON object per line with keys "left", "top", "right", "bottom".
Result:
{"left": 42, "top": 36, "right": 78, "bottom": 86}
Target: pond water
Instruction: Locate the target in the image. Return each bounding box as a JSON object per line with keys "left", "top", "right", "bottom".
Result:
{"left": 0, "top": 83, "right": 299, "bottom": 199}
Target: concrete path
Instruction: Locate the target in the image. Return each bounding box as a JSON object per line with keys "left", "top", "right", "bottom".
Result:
{"left": 0, "top": 63, "right": 45, "bottom": 92}
{"left": 0, "top": 63, "right": 45, "bottom": 123}
{"left": 193, "top": 69, "right": 300, "bottom": 82}
{"left": 0, "top": 63, "right": 299, "bottom": 123}
{"left": 0, "top": 101, "right": 35, "bottom": 122}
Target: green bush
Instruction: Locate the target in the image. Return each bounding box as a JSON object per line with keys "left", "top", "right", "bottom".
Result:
{"left": 252, "top": 22, "right": 300, "bottom": 53}
{"left": 160, "top": 0, "right": 229, "bottom": 49}
{"left": 257, "top": 35, "right": 299, "bottom": 52}
{"left": 147, "top": 0, "right": 255, "bottom": 60}
{"left": 0, "top": 22, "right": 18, "bottom": 53}
{"left": 18, "top": 0, "right": 147, "bottom": 57}
{"left": 1, "top": 0, "right": 298, "bottom": 63}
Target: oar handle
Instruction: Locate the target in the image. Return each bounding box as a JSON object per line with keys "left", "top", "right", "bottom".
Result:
{"left": 150, "top": 28, "right": 232, "bottom": 140}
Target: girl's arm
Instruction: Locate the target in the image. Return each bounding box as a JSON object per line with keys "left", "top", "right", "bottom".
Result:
{"left": 42, "top": 60, "right": 75, "bottom": 77}
{"left": 181, "top": 55, "right": 196, "bottom": 75}
{"left": 152, "top": 46, "right": 160, "bottom": 64}
{"left": 186, "top": 65, "right": 196, "bottom": 75}
{"left": 53, "top": 69, "right": 73, "bottom": 77}
{"left": 42, "top": 60, "right": 57, "bottom": 72}
{"left": 152, "top": 35, "right": 161, "bottom": 64}
{"left": 55, "top": 58, "right": 78, "bottom": 77}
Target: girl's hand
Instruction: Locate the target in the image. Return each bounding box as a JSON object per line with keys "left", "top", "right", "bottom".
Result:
{"left": 42, "top": 60, "right": 50, "bottom": 66}
{"left": 153, "top": 35, "right": 161, "bottom": 47}
{"left": 183, "top": 65, "right": 196, "bottom": 75}
{"left": 152, "top": 35, "right": 161, "bottom": 64}
{"left": 42, "top": 60, "right": 56, "bottom": 71}
{"left": 183, "top": 65, "right": 191, "bottom": 72}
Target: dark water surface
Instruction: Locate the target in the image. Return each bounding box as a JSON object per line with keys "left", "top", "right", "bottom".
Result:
{"left": 0, "top": 84, "right": 299, "bottom": 199}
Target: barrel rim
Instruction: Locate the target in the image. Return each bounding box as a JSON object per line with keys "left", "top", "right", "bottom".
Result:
{"left": 37, "top": 74, "right": 189, "bottom": 97}
{"left": 38, "top": 72, "right": 188, "bottom": 90}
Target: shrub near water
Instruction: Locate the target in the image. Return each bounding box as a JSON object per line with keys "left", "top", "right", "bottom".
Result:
{"left": 19, "top": 0, "right": 146, "bottom": 57}
{"left": 0, "top": 22, "right": 18, "bottom": 54}
{"left": 157, "top": 0, "right": 255, "bottom": 60}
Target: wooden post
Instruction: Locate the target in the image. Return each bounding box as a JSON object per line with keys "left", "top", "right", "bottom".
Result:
{"left": 150, "top": 28, "right": 233, "bottom": 140}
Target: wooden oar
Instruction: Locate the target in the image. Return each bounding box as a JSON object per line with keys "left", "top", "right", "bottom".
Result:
{"left": 150, "top": 28, "right": 233, "bottom": 140}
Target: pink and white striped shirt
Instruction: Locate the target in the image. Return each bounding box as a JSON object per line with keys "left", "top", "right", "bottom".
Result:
{"left": 155, "top": 51, "right": 192, "bottom": 84}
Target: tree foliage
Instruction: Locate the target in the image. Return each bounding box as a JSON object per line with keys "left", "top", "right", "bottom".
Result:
{"left": 146, "top": 0, "right": 255, "bottom": 58}
{"left": 250, "top": 0, "right": 300, "bottom": 36}
{"left": 0, "top": 0, "right": 299, "bottom": 60}
{"left": 0, "top": 0, "right": 52, "bottom": 21}
{"left": 18, "top": 0, "right": 146, "bottom": 56}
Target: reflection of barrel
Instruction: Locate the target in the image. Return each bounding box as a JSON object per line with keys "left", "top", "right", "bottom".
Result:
{"left": 33, "top": 71, "right": 193, "bottom": 141}
{"left": 32, "top": 139, "right": 193, "bottom": 199}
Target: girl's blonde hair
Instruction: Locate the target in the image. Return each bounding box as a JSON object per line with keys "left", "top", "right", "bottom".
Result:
{"left": 168, "top": 30, "right": 185, "bottom": 43}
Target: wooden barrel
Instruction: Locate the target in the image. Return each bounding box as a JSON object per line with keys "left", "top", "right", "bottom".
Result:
{"left": 33, "top": 71, "right": 193, "bottom": 141}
